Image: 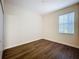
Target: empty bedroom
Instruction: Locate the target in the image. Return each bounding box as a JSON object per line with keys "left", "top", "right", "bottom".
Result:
{"left": 0, "top": 0, "right": 79, "bottom": 59}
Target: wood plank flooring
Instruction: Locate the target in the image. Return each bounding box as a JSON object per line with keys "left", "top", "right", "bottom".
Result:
{"left": 2, "top": 39, "right": 79, "bottom": 59}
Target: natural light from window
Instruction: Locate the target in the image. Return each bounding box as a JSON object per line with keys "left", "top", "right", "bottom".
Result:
{"left": 59, "top": 12, "right": 75, "bottom": 34}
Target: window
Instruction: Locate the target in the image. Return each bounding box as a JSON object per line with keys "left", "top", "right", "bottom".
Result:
{"left": 59, "top": 12, "right": 75, "bottom": 34}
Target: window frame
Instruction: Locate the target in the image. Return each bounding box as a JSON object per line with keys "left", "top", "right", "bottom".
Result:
{"left": 59, "top": 12, "right": 75, "bottom": 34}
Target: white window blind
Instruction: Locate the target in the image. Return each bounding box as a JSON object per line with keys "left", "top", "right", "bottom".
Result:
{"left": 59, "top": 12, "right": 75, "bottom": 34}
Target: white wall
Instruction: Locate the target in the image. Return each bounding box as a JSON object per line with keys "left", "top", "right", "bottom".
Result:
{"left": 42, "top": 4, "right": 79, "bottom": 48}
{"left": 4, "top": 5, "right": 42, "bottom": 49}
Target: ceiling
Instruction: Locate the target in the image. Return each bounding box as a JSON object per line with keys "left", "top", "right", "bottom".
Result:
{"left": 5, "top": 0, "right": 79, "bottom": 15}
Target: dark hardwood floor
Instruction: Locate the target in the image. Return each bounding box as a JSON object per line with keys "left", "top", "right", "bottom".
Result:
{"left": 3, "top": 39, "right": 79, "bottom": 59}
